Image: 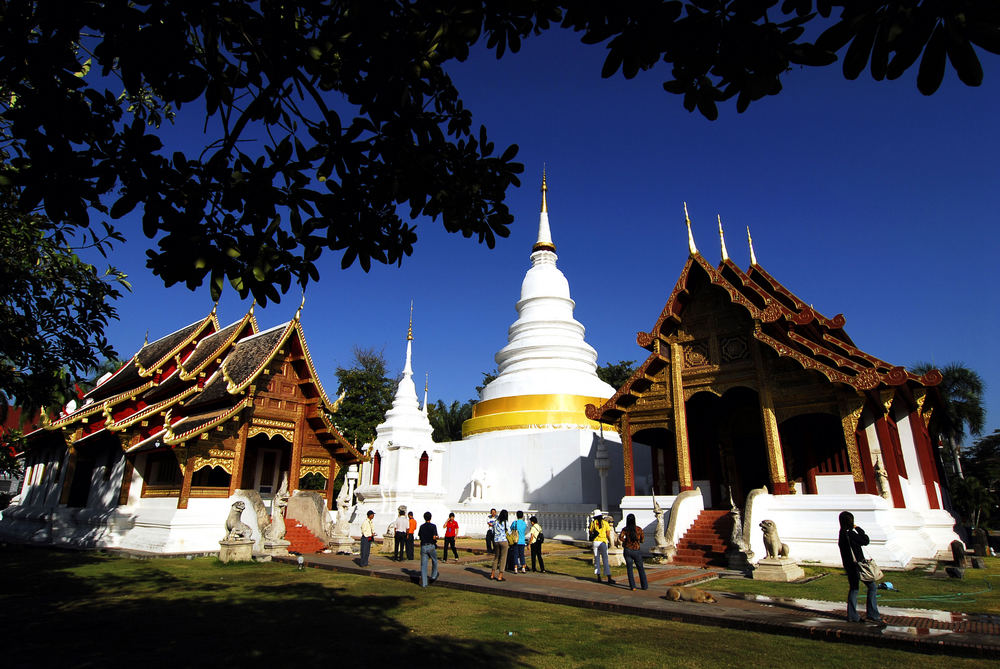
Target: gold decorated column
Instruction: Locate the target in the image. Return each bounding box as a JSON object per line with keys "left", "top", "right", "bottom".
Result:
{"left": 751, "top": 340, "right": 788, "bottom": 494}
{"left": 669, "top": 343, "right": 693, "bottom": 490}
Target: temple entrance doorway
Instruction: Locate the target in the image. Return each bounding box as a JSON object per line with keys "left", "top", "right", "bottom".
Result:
{"left": 634, "top": 428, "right": 676, "bottom": 497}
{"left": 241, "top": 434, "right": 291, "bottom": 502}
{"left": 780, "top": 413, "right": 851, "bottom": 494}
{"left": 686, "top": 387, "right": 770, "bottom": 509}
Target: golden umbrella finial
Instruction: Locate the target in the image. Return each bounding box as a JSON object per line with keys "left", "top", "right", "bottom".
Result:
{"left": 541, "top": 166, "right": 548, "bottom": 214}
{"left": 407, "top": 300, "right": 413, "bottom": 341}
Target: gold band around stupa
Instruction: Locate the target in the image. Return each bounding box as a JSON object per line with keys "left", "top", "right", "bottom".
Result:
{"left": 461, "top": 394, "right": 617, "bottom": 438}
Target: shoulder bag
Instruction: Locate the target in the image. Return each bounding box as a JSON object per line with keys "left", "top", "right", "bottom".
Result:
{"left": 852, "top": 533, "right": 883, "bottom": 583}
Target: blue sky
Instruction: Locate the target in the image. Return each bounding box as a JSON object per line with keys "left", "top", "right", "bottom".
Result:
{"left": 97, "top": 29, "right": 999, "bottom": 442}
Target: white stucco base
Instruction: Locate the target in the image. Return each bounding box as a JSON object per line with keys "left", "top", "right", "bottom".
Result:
{"left": 0, "top": 492, "right": 269, "bottom": 554}
{"left": 615, "top": 491, "right": 961, "bottom": 569}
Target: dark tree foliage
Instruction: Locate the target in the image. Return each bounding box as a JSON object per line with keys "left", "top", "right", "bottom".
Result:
{"left": 1, "top": 2, "right": 995, "bottom": 421}
{"left": 332, "top": 347, "right": 395, "bottom": 447}
{"left": 3, "top": 1, "right": 995, "bottom": 306}
{"left": 427, "top": 399, "right": 474, "bottom": 442}
{"left": 967, "top": 430, "right": 1000, "bottom": 486}
{"left": 596, "top": 360, "right": 636, "bottom": 391}
{"left": 0, "top": 188, "right": 130, "bottom": 417}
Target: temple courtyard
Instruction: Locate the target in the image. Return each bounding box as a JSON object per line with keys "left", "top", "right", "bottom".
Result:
{"left": 3, "top": 543, "right": 997, "bottom": 667}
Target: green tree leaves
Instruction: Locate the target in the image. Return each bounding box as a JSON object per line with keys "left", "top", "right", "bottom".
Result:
{"left": 331, "top": 348, "right": 396, "bottom": 447}
{"left": 0, "top": 189, "right": 129, "bottom": 417}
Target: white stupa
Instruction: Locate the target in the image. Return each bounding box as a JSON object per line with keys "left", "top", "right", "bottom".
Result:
{"left": 436, "top": 174, "right": 649, "bottom": 522}
{"left": 353, "top": 308, "right": 450, "bottom": 528}
{"left": 462, "top": 173, "right": 617, "bottom": 436}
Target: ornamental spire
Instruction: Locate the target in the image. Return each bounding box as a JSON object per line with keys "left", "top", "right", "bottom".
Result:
{"left": 532, "top": 168, "right": 556, "bottom": 254}
{"left": 684, "top": 202, "right": 698, "bottom": 256}
{"left": 422, "top": 373, "right": 429, "bottom": 415}
{"left": 747, "top": 226, "right": 758, "bottom": 266}
{"left": 718, "top": 214, "right": 729, "bottom": 262}
{"left": 403, "top": 303, "right": 413, "bottom": 376}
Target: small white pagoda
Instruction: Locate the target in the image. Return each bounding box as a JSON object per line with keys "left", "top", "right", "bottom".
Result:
{"left": 352, "top": 309, "right": 450, "bottom": 528}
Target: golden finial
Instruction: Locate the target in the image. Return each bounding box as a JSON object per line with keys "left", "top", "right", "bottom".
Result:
{"left": 684, "top": 202, "right": 698, "bottom": 255}
{"left": 718, "top": 214, "right": 729, "bottom": 262}
{"left": 294, "top": 290, "right": 306, "bottom": 321}
{"left": 424, "top": 372, "right": 429, "bottom": 393}
{"left": 407, "top": 300, "right": 413, "bottom": 341}
{"left": 747, "top": 226, "right": 758, "bottom": 266}
{"left": 143, "top": 329, "right": 149, "bottom": 346}
{"left": 541, "top": 167, "right": 548, "bottom": 214}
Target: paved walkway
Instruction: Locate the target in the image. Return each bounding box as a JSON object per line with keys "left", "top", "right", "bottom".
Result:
{"left": 277, "top": 550, "right": 999, "bottom": 658}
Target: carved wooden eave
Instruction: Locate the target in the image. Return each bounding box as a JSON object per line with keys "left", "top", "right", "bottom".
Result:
{"left": 162, "top": 398, "right": 251, "bottom": 445}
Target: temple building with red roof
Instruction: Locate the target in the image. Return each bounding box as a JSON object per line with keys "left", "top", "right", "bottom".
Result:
{"left": 586, "top": 209, "right": 960, "bottom": 568}
{"left": 0, "top": 304, "right": 361, "bottom": 553}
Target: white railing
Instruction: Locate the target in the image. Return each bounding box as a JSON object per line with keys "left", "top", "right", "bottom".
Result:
{"left": 536, "top": 511, "right": 591, "bottom": 541}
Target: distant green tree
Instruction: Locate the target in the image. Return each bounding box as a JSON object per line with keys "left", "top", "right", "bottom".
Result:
{"left": 332, "top": 348, "right": 395, "bottom": 447}
{"left": 597, "top": 360, "right": 636, "bottom": 391}
{"left": 966, "top": 430, "right": 1000, "bottom": 492}
{"left": 913, "top": 362, "right": 986, "bottom": 480}
{"left": 428, "top": 399, "right": 474, "bottom": 442}
{"left": 475, "top": 369, "right": 499, "bottom": 397}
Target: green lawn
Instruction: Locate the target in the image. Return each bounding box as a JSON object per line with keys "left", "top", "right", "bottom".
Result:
{"left": 1, "top": 546, "right": 996, "bottom": 668}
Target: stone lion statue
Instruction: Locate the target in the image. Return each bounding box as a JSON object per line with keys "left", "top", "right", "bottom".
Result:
{"left": 225, "top": 501, "right": 254, "bottom": 541}
{"left": 759, "top": 519, "right": 789, "bottom": 559}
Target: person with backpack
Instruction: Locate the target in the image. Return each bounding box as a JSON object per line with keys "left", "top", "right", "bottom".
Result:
{"left": 489, "top": 509, "right": 510, "bottom": 581}
{"left": 616, "top": 513, "right": 647, "bottom": 590}
{"left": 528, "top": 515, "right": 546, "bottom": 572}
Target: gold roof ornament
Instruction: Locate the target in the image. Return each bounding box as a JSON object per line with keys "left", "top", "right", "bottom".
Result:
{"left": 684, "top": 202, "right": 698, "bottom": 256}
{"left": 718, "top": 214, "right": 729, "bottom": 262}
{"left": 747, "top": 226, "right": 758, "bottom": 266}
{"left": 294, "top": 291, "right": 306, "bottom": 321}
{"left": 407, "top": 300, "right": 414, "bottom": 341}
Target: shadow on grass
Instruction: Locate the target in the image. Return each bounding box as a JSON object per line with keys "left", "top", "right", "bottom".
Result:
{"left": 1, "top": 545, "right": 537, "bottom": 667}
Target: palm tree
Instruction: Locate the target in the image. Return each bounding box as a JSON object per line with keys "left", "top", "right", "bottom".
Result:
{"left": 912, "top": 362, "right": 986, "bottom": 480}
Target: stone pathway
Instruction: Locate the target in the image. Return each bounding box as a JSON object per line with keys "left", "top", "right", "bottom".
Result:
{"left": 278, "top": 550, "right": 999, "bottom": 658}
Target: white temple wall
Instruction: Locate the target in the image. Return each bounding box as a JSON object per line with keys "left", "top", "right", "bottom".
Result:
{"left": 442, "top": 428, "right": 627, "bottom": 511}
{"left": 743, "top": 493, "right": 959, "bottom": 568}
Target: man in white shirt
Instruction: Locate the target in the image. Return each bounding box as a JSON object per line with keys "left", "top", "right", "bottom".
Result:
{"left": 359, "top": 510, "right": 376, "bottom": 567}
{"left": 394, "top": 508, "right": 409, "bottom": 561}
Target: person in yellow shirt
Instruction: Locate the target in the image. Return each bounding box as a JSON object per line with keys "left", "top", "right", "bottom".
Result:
{"left": 359, "top": 510, "right": 376, "bottom": 567}
{"left": 588, "top": 510, "right": 615, "bottom": 584}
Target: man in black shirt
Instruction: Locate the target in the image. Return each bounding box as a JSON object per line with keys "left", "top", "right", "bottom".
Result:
{"left": 418, "top": 511, "right": 439, "bottom": 588}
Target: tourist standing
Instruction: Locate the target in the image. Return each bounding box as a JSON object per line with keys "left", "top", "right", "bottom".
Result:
{"left": 394, "top": 508, "right": 408, "bottom": 561}
{"left": 443, "top": 512, "right": 459, "bottom": 561}
{"left": 528, "top": 515, "right": 546, "bottom": 572}
{"left": 617, "top": 513, "right": 647, "bottom": 590}
{"left": 406, "top": 511, "right": 416, "bottom": 560}
{"left": 418, "top": 512, "right": 440, "bottom": 587}
{"left": 589, "top": 511, "right": 615, "bottom": 584}
{"left": 486, "top": 508, "right": 497, "bottom": 553}
{"left": 838, "top": 511, "right": 884, "bottom": 626}
{"left": 359, "top": 510, "right": 376, "bottom": 567}
{"left": 510, "top": 510, "right": 528, "bottom": 573}
{"left": 490, "top": 509, "right": 510, "bottom": 581}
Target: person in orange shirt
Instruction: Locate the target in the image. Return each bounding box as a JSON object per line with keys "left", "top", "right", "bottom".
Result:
{"left": 406, "top": 510, "right": 417, "bottom": 561}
